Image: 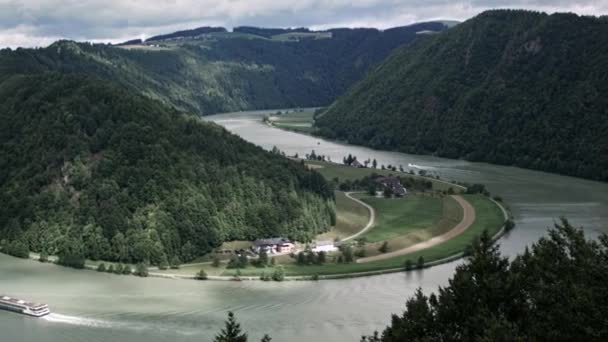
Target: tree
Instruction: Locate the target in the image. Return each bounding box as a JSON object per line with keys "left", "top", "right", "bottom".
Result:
{"left": 122, "top": 264, "right": 132, "bottom": 275}
{"left": 404, "top": 259, "right": 413, "bottom": 271}
{"left": 383, "top": 187, "right": 393, "bottom": 198}
{"left": 238, "top": 253, "right": 249, "bottom": 268}
{"left": 134, "top": 262, "right": 149, "bottom": 277}
{"left": 195, "top": 269, "right": 208, "bottom": 280}
{"left": 363, "top": 218, "right": 608, "bottom": 341}
{"left": 257, "top": 249, "right": 268, "bottom": 267}
{"left": 316, "top": 251, "right": 326, "bottom": 264}
{"left": 297, "top": 251, "right": 306, "bottom": 265}
{"left": 378, "top": 241, "right": 389, "bottom": 253}
{"left": 272, "top": 266, "right": 285, "bottom": 281}
{"left": 214, "top": 312, "right": 248, "bottom": 342}
{"left": 39, "top": 251, "right": 49, "bottom": 263}
{"left": 505, "top": 219, "right": 515, "bottom": 232}
{"left": 342, "top": 245, "right": 354, "bottom": 263}
{"left": 97, "top": 263, "right": 106, "bottom": 272}
{"left": 159, "top": 255, "right": 169, "bottom": 270}
{"left": 416, "top": 256, "right": 425, "bottom": 269}
{"left": 5, "top": 240, "right": 30, "bottom": 259}
{"left": 372, "top": 159, "right": 378, "bottom": 169}
{"left": 212, "top": 256, "right": 221, "bottom": 267}
{"left": 170, "top": 256, "right": 181, "bottom": 269}
{"left": 367, "top": 183, "right": 377, "bottom": 196}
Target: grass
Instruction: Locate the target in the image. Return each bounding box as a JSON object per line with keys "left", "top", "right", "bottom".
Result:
{"left": 355, "top": 194, "right": 463, "bottom": 258}
{"left": 305, "top": 160, "right": 464, "bottom": 193}
{"left": 357, "top": 194, "right": 443, "bottom": 242}
{"left": 205, "top": 194, "right": 504, "bottom": 278}
{"left": 317, "top": 191, "right": 370, "bottom": 240}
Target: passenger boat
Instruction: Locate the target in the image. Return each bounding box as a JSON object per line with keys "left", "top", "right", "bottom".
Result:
{"left": 0, "top": 295, "right": 50, "bottom": 317}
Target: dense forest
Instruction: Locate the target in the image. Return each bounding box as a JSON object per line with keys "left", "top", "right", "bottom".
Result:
{"left": 361, "top": 219, "right": 608, "bottom": 341}
{"left": 0, "top": 22, "right": 447, "bottom": 115}
{"left": 316, "top": 10, "right": 608, "bottom": 181}
{"left": 0, "top": 72, "right": 334, "bottom": 266}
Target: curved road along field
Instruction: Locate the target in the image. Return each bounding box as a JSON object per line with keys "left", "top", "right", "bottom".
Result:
{"left": 356, "top": 195, "right": 476, "bottom": 263}
{"left": 340, "top": 192, "right": 376, "bottom": 242}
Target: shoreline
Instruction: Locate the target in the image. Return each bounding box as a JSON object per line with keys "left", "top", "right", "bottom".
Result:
{"left": 14, "top": 195, "right": 509, "bottom": 282}
{"left": 7, "top": 119, "right": 510, "bottom": 282}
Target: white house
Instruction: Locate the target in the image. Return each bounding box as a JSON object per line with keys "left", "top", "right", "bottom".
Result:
{"left": 312, "top": 240, "right": 338, "bottom": 253}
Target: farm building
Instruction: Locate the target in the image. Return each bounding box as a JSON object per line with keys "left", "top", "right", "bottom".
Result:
{"left": 376, "top": 176, "right": 407, "bottom": 197}
{"left": 253, "top": 238, "right": 295, "bottom": 254}
{"left": 312, "top": 240, "right": 339, "bottom": 253}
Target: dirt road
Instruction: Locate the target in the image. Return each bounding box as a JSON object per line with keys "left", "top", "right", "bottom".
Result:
{"left": 356, "top": 195, "right": 475, "bottom": 263}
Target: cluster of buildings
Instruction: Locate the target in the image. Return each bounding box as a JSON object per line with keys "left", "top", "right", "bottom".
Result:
{"left": 252, "top": 238, "right": 296, "bottom": 254}
{"left": 251, "top": 238, "right": 340, "bottom": 255}
{"left": 375, "top": 176, "right": 407, "bottom": 197}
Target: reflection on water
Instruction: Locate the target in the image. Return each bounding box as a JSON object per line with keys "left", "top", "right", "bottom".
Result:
{"left": 1, "top": 110, "right": 607, "bottom": 342}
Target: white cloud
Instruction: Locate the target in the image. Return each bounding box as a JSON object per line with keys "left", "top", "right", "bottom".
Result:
{"left": 0, "top": 0, "right": 607, "bottom": 48}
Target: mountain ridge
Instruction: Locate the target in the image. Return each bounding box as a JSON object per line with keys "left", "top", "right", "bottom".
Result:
{"left": 315, "top": 10, "right": 608, "bottom": 181}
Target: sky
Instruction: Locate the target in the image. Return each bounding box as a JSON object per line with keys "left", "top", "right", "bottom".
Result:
{"left": 1, "top": 0, "right": 607, "bottom": 48}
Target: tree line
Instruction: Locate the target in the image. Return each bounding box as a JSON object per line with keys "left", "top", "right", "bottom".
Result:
{"left": 316, "top": 10, "right": 608, "bottom": 182}
{"left": 0, "top": 73, "right": 334, "bottom": 267}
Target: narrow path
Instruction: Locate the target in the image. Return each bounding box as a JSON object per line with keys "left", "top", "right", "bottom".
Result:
{"left": 340, "top": 192, "right": 376, "bottom": 242}
{"left": 356, "top": 195, "right": 475, "bottom": 263}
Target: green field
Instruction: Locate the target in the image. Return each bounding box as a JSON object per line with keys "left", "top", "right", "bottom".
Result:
{"left": 306, "top": 160, "right": 464, "bottom": 193}
{"left": 317, "top": 191, "right": 370, "bottom": 240}
{"left": 267, "top": 111, "right": 316, "bottom": 133}
{"left": 271, "top": 32, "right": 332, "bottom": 41}
{"left": 213, "top": 194, "right": 504, "bottom": 277}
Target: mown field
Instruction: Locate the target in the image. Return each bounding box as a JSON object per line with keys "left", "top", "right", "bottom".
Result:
{"left": 305, "top": 160, "right": 465, "bottom": 193}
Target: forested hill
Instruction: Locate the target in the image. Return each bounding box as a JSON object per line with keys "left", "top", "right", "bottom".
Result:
{"left": 315, "top": 10, "right": 608, "bottom": 181}
{"left": 0, "top": 73, "right": 334, "bottom": 265}
{"left": 0, "top": 22, "right": 447, "bottom": 115}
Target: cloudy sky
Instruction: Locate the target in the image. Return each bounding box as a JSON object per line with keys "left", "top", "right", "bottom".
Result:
{"left": 1, "top": 0, "right": 607, "bottom": 48}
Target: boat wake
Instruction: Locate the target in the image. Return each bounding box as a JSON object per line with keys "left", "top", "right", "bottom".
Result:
{"left": 408, "top": 163, "right": 436, "bottom": 170}
{"left": 42, "top": 313, "right": 115, "bottom": 328}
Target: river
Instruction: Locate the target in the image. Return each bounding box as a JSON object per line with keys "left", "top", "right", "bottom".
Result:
{"left": 1, "top": 110, "right": 607, "bottom": 342}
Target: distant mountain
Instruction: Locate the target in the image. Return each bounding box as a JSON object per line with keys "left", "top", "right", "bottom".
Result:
{"left": 0, "top": 22, "right": 448, "bottom": 115}
{"left": 233, "top": 26, "right": 311, "bottom": 38}
{"left": 146, "top": 26, "right": 227, "bottom": 42}
{"left": 0, "top": 72, "right": 334, "bottom": 264}
{"left": 315, "top": 10, "right": 608, "bottom": 181}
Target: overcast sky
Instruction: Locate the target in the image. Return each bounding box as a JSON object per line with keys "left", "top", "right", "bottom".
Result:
{"left": 1, "top": 0, "right": 607, "bottom": 48}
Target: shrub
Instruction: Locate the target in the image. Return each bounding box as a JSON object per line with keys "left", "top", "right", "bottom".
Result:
{"left": 272, "top": 266, "right": 285, "bottom": 281}
{"left": 134, "top": 263, "right": 148, "bottom": 277}
{"left": 417, "top": 256, "right": 425, "bottom": 269}
{"left": 195, "top": 269, "right": 208, "bottom": 280}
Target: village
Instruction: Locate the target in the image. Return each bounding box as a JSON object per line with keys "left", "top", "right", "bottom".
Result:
{"left": 212, "top": 154, "right": 411, "bottom": 265}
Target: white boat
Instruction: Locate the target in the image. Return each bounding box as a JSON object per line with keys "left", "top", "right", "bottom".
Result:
{"left": 0, "top": 295, "right": 50, "bottom": 317}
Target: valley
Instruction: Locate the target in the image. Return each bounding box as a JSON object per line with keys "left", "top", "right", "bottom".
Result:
{"left": 1, "top": 6, "right": 607, "bottom": 342}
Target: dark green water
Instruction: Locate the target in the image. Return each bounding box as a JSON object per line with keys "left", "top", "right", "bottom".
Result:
{"left": 1, "top": 110, "right": 606, "bottom": 342}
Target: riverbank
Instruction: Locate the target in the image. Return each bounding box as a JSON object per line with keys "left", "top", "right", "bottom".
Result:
{"left": 7, "top": 164, "right": 508, "bottom": 282}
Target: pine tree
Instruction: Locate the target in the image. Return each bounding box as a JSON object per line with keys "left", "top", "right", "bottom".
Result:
{"left": 214, "top": 312, "right": 248, "bottom": 342}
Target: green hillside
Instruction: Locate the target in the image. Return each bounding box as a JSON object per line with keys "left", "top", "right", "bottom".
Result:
{"left": 0, "top": 22, "right": 447, "bottom": 115}
{"left": 316, "top": 10, "right": 608, "bottom": 181}
{"left": 0, "top": 73, "right": 334, "bottom": 266}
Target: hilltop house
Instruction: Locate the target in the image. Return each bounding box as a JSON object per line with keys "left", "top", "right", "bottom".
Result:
{"left": 253, "top": 238, "right": 295, "bottom": 254}
{"left": 376, "top": 176, "right": 407, "bottom": 197}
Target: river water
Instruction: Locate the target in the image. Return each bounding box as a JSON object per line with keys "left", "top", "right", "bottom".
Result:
{"left": 1, "top": 110, "right": 607, "bottom": 342}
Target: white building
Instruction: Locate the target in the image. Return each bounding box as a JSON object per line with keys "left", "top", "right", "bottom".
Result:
{"left": 312, "top": 240, "right": 338, "bottom": 253}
